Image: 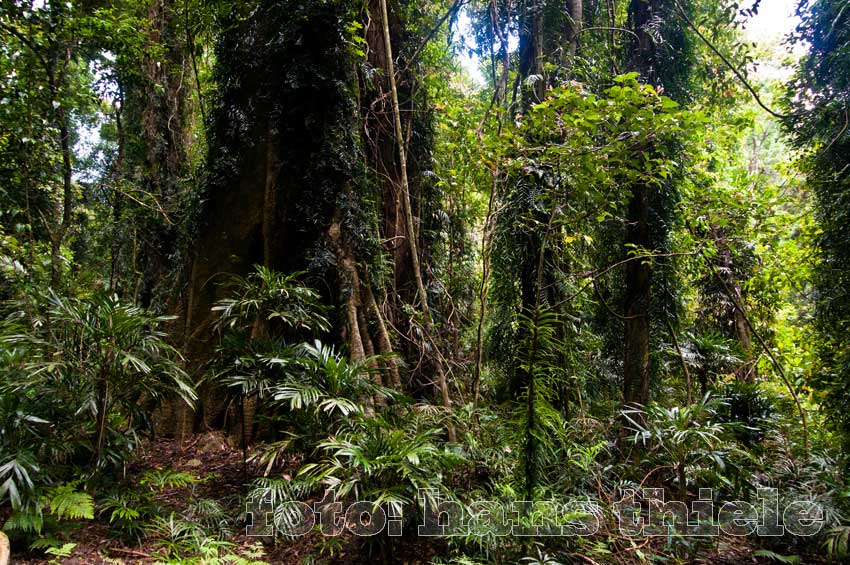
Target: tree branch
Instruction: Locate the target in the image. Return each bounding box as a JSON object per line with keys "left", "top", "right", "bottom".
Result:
{"left": 671, "top": 0, "right": 789, "bottom": 120}
{"left": 701, "top": 248, "right": 809, "bottom": 454}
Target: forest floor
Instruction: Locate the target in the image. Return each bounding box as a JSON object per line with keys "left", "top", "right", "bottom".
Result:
{"left": 11, "top": 434, "right": 808, "bottom": 564}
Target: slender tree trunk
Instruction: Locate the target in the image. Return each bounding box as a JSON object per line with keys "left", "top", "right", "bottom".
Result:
{"left": 473, "top": 168, "right": 498, "bottom": 407}
{"left": 623, "top": 182, "right": 651, "bottom": 407}
{"left": 667, "top": 319, "right": 692, "bottom": 404}
{"left": 523, "top": 208, "right": 558, "bottom": 501}
{"left": 94, "top": 366, "right": 110, "bottom": 465}
{"left": 110, "top": 99, "right": 126, "bottom": 293}
{"left": 704, "top": 250, "right": 810, "bottom": 453}
{"left": 565, "top": 0, "right": 583, "bottom": 62}
{"left": 472, "top": 2, "right": 511, "bottom": 405}
{"left": 709, "top": 224, "right": 755, "bottom": 381}
{"left": 51, "top": 104, "right": 73, "bottom": 290}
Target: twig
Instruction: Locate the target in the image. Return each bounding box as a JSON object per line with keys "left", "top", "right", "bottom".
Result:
{"left": 108, "top": 548, "right": 152, "bottom": 558}
{"left": 184, "top": 0, "right": 207, "bottom": 125}
{"left": 823, "top": 103, "right": 849, "bottom": 153}
{"left": 638, "top": 464, "right": 675, "bottom": 489}
{"left": 593, "top": 280, "right": 641, "bottom": 320}
{"left": 554, "top": 251, "right": 701, "bottom": 309}
{"left": 0, "top": 21, "right": 50, "bottom": 73}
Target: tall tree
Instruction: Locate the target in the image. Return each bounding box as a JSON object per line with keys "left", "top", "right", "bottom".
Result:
{"left": 179, "top": 0, "right": 449, "bottom": 429}
{"left": 130, "top": 0, "right": 192, "bottom": 308}
{"left": 621, "top": 0, "right": 692, "bottom": 407}
{"left": 785, "top": 0, "right": 850, "bottom": 446}
{"left": 0, "top": 1, "right": 84, "bottom": 289}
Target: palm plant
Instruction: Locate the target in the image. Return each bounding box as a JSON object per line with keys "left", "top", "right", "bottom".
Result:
{"left": 624, "top": 394, "right": 730, "bottom": 501}
{"left": 714, "top": 380, "right": 778, "bottom": 448}
{"left": 212, "top": 267, "right": 400, "bottom": 474}
{"left": 0, "top": 291, "right": 196, "bottom": 533}
{"left": 273, "top": 340, "right": 397, "bottom": 418}
{"left": 685, "top": 332, "right": 744, "bottom": 394}
{"left": 212, "top": 266, "right": 331, "bottom": 445}
{"left": 299, "top": 414, "right": 464, "bottom": 514}
{"left": 244, "top": 336, "right": 399, "bottom": 477}
{"left": 0, "top": 363, "right": 53, "bottom": 514}
{"left": 212, "top": 266, "right": 329, "bottom": 337}
{"left": 5, "top": 291, "right": 196, "bottom": 466}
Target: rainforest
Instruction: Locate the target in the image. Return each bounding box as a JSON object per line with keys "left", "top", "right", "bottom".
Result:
{"left": 1, "top": 0, "right": 849, "bottom": 563}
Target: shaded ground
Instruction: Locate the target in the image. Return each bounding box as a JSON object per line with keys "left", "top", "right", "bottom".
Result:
{"left": 9, "top": 435, "right": 822, "bottom": 564}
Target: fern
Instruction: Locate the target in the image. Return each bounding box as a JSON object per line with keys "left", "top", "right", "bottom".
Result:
{"left": 4, "top": 483, "right": 93, "bottom": 535}
{"left": 752, "top": 549, "right": 801, "bottom": 564}
{"left": 45, "top": 543, "right": 77, "bottom": 559}
{"left": 141, "top": 469, "right": 201, "bottom": 490}
{"left": 824, "top": 526, "right": 850, "bottom": 560}
{"left": 98, "top": 489, "right": 161, "bottom": 544}
{"left": 3, "top": 503, "right": 44, "bottom": 533}
{"left": 47, "top": 484, "right": 95, "bottom": 520}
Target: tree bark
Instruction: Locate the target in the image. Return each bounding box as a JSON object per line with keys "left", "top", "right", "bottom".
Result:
{"left": 622, "top": 182, "right": 652, "bottom": 407}
{"left": 565, "top": 0, "right": 583, "bottom": 62}
{"left": 51, "top": 104, "right": 73, "bottom": 290}
{"left": 377, "top": 0, "right": 454, "bottom": 439}
{"left": 515, "top": 0, "right": 546, "bottom": 107}
{"left": 666, "top": 319, "right": 692, "bottom": 404}
{"left": 709, "top": 224, "right": 755, "bottom": 381}
{"left": 136, "top": 0, "right": 190, "bottom": 308}
{"left": 621, "top": 0, "right": 661, "bottom": 409}
{"left": 47, "top": 47, "right": 74, "bottom": 290}
{"left": 364, "top": 284, "right": 402, "bottom": 388}
{"left": 473, "top": 171, "right": 498, "bottom": 407}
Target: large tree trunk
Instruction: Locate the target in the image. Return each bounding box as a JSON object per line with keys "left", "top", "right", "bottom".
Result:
{"left": 376, "top": 0, "right": 454, "bottom": 437}
{"left": 122, "top": 0, "right": 196, "bottom": 441}
{"left": 135, "top": 0, "right": 190, "bottom": 309}
{"left": 515, "top": 0, "right": 546, "bottom": 106}
{"left": 627, "top": 0, "right": 660, "bottom": 85}
{"left": 360, "top": 0, "right": 451, "bottom": 403}
{"left": 179, "top": 0, "right": 419, "bottom": 435}
{"left": 363, "top": 0, "right": 414, "bottom": 310}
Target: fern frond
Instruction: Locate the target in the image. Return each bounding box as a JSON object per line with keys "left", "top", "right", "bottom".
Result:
{"left": 47, "top": 484, "right": 95, "bottom": 520}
